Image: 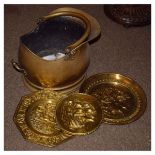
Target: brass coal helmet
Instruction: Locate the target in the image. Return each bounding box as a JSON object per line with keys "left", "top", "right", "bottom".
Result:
{"left": 12, "top": 7, "right": 101, "bottom": 93}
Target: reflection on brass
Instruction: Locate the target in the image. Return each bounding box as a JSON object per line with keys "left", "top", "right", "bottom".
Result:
{"left": 14, "top": 11, "right": 91, "bottom": 91}
{"left": 14, "top": 89, "right": 73, "bottom": 147}
{"left": 79, "top": 73, "right": 147, "bottom": 125}
{"left": 22, "top": 73, "right": 86, "bottom": 94}
{"left": 56, "top": 93, "right": 102, "bottom": 135}
{"left": 12, "top": 7, "right": 101, "bottom": 93}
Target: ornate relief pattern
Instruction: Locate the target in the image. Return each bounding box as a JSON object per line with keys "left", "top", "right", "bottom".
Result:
{"left": 56, "top": 94, "right": 102, "bottom": 135}
{"left": 90, "top": 84, "right": 135, "bottom": 119}
{"left": 79, "top": 74, "right": 147, "bottom": 124}
{"left": 14, "top": 89, "right": 72, "bottom": 147}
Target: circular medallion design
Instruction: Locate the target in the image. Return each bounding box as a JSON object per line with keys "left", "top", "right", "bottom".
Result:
{"left": 80, "top": 73, "right": 147, "bottom": 125}
{"left": 56, "top": 93, "right": 102, "bottom": 135}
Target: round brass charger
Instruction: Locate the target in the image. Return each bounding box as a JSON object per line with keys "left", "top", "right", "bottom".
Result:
{"left": 79, "top": 73, "right": 147, "bottom": 125}
{"left": 56, "top": 93, "right": 102, "bottom": 135}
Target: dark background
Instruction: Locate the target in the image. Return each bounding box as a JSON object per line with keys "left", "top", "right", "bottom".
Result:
{"left": 4, "top": 4, "right": 151, "bottom": 150}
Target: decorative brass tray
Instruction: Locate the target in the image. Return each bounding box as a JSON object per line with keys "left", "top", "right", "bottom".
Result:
{"left": 13, "top": 89, "right": 73, "bottom": 147}
{"left": 56, "top": 93, "right": 102, "bottom": 135}
{"left": 79, "top": 73, "right": 147, "bottom": 125}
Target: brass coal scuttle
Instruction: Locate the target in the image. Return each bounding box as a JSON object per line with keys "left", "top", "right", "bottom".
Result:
{"left": 12, "top": 7, "right": 101, "bottom": 93}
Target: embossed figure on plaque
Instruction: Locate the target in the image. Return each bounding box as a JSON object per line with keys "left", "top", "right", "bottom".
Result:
{"left": 56, "top": 93, "right": 102, "bottom": 135}
{"left": 14, "top": 89, "right": 72, "bottom": 147}
{"left": 91, "top": 84, "right": 135, "bottom": 119}
{"left": 26, "top": 100, "right": 59, "bottom": 135}
{"left": 60, "top": 100, "right": 97, "bottom": 130}
{"left": 79, "top": 73, "right": 147, "bottom": 125}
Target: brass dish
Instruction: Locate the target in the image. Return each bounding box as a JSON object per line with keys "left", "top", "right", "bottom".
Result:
{"left": 56, "top": 93, "right": 102, "bottom": 135}
{"left": 79, "top": 73, "right": 147, "bottom": 125}
{"left": 13, "top": 89, "right": 73, "bottom": 147}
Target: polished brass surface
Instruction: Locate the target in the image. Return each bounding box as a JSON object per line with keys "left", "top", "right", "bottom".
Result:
{"left": 14, "top": 89, "right": 73, "bottom": 147}
{"left": 79, "top": 73, "right": 147, "bottom": 125}
{"left": 11, "top": 8, "right": 100, "bottom": 93}
{"left": 22, "top": 73, "right": 86, "bottom": 94}
{"left": 18, "top": 43, "right": 90, "bottom": 90}
{"left": 56, "top": 93, "right": 102, "bottom": 135}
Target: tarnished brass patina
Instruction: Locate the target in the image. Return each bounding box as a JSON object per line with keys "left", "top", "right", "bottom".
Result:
{"left": 14, "top": 89, "right": 73, "bottom": 147}
{"left": 12, "top": 7, "right": 101, "bottom": 93}
{"left": 79, "top": 73, "right": 147, "bottom": 125}
{"left": 56, "top": 93, "right": 102, "bottom": 135}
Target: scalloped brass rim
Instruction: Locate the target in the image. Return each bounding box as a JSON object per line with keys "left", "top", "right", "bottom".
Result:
{"left": 13, "top": 89, "right": 73, "bottom": 147}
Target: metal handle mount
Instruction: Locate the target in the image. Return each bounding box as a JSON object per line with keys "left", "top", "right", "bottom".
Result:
{"left": 11, "top": 59, "right": 27, "bottom": 76}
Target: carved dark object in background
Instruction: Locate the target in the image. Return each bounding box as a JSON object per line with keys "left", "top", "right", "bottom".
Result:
{"left": 104, "top": 5, "right": 151, "bottom": 27}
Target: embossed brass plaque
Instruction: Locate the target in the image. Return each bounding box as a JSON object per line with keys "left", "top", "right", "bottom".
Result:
{"left": 79, "top": 73, "right": 147, "bottom": 125}
{"left": 56, "top": 93, "right": 102, "bottom": 135}
{"left": 14, "top": 89, "right": 73, "bottom": 147}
